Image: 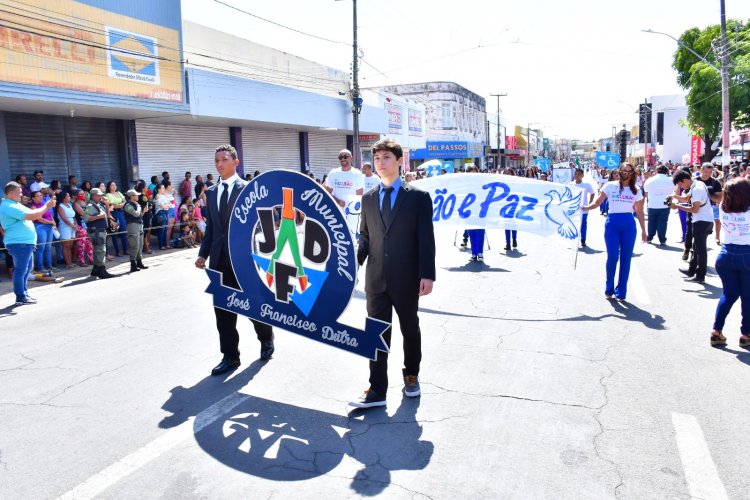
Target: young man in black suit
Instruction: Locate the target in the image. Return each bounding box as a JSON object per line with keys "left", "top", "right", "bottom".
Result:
{"left": 195, "top": 145, "right": 275, "bottom": 376}
{"left": 350, "top": 139, "right": 436, "bottom": 408}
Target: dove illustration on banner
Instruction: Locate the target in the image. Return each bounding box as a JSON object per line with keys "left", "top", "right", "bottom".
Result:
{"left": 544, "top": 187, "right": 582, "bottom": 240}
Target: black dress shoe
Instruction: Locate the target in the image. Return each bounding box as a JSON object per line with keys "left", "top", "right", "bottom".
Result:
{"left": 260, "top": 339, "right": 275, "bottom": 360}
{"left": 211, "top": 357, "right": 240, "bottom": 376}
{"left": 679, "top": 268, "right": 695, "bottom": 277}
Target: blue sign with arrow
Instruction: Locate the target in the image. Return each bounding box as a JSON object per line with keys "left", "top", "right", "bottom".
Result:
{"left": 595, "top": 152, "right": 621, "bottom": 169}
{"left": 204, "top": 170, "right": 389, "bottom": 360}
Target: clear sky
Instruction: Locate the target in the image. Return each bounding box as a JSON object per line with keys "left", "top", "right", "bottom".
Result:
{"left": 182, "top": 0, "right": 750, "bottom": 141}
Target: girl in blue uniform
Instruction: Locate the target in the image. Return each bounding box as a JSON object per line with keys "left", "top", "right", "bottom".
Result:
{"left": 583, "top": 163, "right": 647, "bottom": 301}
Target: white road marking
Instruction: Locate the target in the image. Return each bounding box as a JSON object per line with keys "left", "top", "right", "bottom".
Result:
{"left": 671, "top": 412, "right": 729, "bottom": 500}
{"left": 627, "top": 263, "right": 651, "bottom": 304}
{"left": 57, "top": 392, "right": 249, "bottom": 500}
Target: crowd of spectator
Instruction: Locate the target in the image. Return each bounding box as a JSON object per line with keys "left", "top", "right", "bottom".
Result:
{"left": 0, "top": 169, "right": 225, "bottom": 280}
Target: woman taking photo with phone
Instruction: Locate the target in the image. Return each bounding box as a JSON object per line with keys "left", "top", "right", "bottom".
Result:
{"left": 582, "top": 163, "right": 647, "bottom": 301}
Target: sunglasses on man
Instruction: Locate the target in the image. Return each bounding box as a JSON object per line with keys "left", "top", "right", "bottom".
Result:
{"left": 338, "top": 155, "right": 351, "bottom": 160}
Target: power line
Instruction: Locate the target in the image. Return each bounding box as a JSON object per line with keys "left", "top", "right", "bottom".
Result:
{"left": 212, "top": 0, "right": 349, "bottom": 46}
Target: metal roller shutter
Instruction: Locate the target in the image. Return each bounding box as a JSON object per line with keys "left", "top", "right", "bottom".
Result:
{"left": 242, "top": 129, "right": 300, "bottom": 174}
{"left": 308, "top": 132, "right": 346, "bottom": 180}
{"left": 6, "top": 113, "right": 67, "bottom": 184}
{"left": 136, "top": 122, "right": 230, "bottom": 186}
{"left": 65, "top": 118, "right": 122, "bottom": 187}
{"left": 5, "top": 112, "right": 122, "bottom": 188}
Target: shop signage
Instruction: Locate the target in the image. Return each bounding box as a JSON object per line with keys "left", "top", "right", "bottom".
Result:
{"left": 408, "top": 108, "right": 423, "bottom": 136}
{"left": 386, "top": 103, "right": 402, "bottom": 134}
{"left": 0, "top": 0, "right": 184, "bottom": 102}
{"left": 690, "top": 136, "right": 702, "bottom": 164}
{"left": 506, "top": 136, "right": 518, "bottom": 149}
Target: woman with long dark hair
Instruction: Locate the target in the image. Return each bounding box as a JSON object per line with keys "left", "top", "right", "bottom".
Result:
{"left": 583, "top": 163, "right": 646, "bottom": 301}
{"left": 710, "top": 178, "right": 750, "bottom": 348}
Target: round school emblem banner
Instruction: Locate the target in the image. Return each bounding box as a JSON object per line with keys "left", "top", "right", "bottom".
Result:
{"left": 204, "top": 170, "right": 389, "bottom": 360}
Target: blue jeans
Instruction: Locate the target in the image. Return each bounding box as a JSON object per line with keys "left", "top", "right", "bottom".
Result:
{"left": 713, "top": 244, "right": 750, "bottom": 333}
{"left": 505, "top": 230, "right": 517, "bottom": 245}
{"left": 34, "top": 224, "right": 53, "bottom": 271}
{"left": 581, "top": 213, "right": 588, "bottom": 243}
{"left": 467, "top": 229, "right": 485, "bottom": 256}
{"left": 111, "top": 210, "right": 128, "bottom": 254}
{"left": 647, "top": 208, "right": 669, "bottom": 243}
{"left": 600, "top": 198, "right": 609, "bottom": 215}
{"left": 678, "top": 210, "right": 688, "bottom": 242}
{"left": 604, "top": 213, "right": 637, "bottom": 299}
{"left": 6, "top": 243, "right": 34, "bottom": 301}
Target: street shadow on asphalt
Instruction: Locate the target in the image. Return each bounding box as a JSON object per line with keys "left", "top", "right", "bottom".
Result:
{"left": 443, "top": 262, "right": 509, "bottom": 272}
{"left": 715, "top": 346, "right": 750, "bottom": 367}
{"left": 159, "top": 359, "right": 268, "bottom": 429}
{"left": 0, "top": 303, "right": 19, "bottom": 318}
{"left": 502, "top": 250, "right": 527, "bottom": 259}
{"left": 192, "top": 393, "right": 432, "bottom": 495}
{"left": 681, "top": 282, "right": 722, "bottom": 300}
{"left": 606, "top": 300, "right": 667, "bottom": 330}
{"left": 579, "top": 246, "right": 604, "bottom": 255}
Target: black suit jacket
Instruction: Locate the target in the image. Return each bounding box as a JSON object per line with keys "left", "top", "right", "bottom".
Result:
{"left": 198, "top": 177, "right": 247, "bottom": 270}
{"left": 357, "top": 183, "right": 436, "bottom": 295}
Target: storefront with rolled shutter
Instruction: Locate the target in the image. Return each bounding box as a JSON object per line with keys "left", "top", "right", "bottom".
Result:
{"left": 307, "top": 132, "right": 347, "bottom": 181}
{"left": 3, "top": 111, "right": 124, "bottom": 188}
{"left": 135, "top": 122, "right": 230, "bottom": 187}
{"left": 241, "top": 129, "right": 300, "bottom": 174}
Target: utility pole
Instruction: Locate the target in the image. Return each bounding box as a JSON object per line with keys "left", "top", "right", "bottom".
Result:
{"left": 490, "top": 93, "right": 507, "bottom": 169}
{"left": 351, "top": 0, "right": 361, "bottom": 169}
{"left": 719, "top": 0, "right": 731, "bottom": 167}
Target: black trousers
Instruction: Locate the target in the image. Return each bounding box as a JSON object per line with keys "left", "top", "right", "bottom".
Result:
{"left": 214, "top": 259, "right": 273, "bottom": 358}
{"left": 684, "top": 214, "right": 693, "bottom": 253}
{"left": 688, "top": 221, "right": 713, "bottom": 279}
{"left": 366, "top": 289, "right": 422, "bottom": 396}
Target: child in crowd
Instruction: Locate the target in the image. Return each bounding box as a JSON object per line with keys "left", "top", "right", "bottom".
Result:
{"left": 189, "top": 200, "right": 205, "bottom": 243}
{"left": 179, "top": 211, "right": 196, "bottom": 248}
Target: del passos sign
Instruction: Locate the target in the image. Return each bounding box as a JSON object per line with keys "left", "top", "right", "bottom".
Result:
{"left": 204, "top": 171, "right": 389, "bottom": 360}
{"left": 423, "top": 141, "right": 485, "bottom": 159}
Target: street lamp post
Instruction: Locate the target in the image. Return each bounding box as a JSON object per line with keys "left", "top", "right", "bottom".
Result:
{"left": 337, "top": 0, "right": 362, "bottom": 168}
{"left": 491, "top": 93, "right": 507, "bottom": 169}
{"left": 527, "top": 122, "right": 540, "bottom": 167}
{"left": 643, "top": 15, "right": 731, "bottom": 166}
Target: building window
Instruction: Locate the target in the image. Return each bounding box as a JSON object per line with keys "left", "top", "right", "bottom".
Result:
{"left": 442, "top": 103, "right": 452, "bottom": 129}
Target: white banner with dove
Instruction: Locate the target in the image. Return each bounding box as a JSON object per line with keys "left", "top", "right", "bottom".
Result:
{"left": 412, "top": 174, "right": 584, "bottom": 240}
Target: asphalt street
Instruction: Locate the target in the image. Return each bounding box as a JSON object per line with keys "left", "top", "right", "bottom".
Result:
{"left": 1, "top": 211, "right": 747, "bottom": 499}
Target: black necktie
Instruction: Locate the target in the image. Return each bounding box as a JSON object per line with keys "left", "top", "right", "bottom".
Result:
{"left": 219, "top": 182, "right": 229, "bottom": 214}
{"left": 381, "top": 186, "right": 393, "bottom": 226}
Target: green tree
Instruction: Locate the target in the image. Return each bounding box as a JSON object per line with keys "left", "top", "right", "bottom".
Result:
{"left": 672, "top": 20, "right": 750, "bottom": 161}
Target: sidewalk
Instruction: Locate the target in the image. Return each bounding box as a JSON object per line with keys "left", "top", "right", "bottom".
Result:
{"left": 0, "top": 247, "right": 195, "bottom": 298}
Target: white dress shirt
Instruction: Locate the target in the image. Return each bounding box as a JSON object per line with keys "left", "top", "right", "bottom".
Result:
{"left": 216, "top": 173, "right": 240, "bottom": 211}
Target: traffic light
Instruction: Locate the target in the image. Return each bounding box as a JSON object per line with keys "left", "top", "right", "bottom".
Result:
{"left": 618, "top": 129, "right": 629, "bottom": 162}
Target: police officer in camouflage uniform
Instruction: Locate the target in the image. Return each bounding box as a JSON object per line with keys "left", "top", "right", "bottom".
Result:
{"left": 83, "top": 187, "right": 113, "bottom": 279}
{"left": 124, "top": 189, "right": 148, "bottom": 273}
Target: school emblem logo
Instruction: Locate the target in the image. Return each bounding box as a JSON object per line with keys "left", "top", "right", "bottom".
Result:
{"left": 204, "top": 170, "right": 389, "bottom": 360}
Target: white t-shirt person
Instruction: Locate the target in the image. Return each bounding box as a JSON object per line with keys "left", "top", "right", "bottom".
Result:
{"left": 720, "top": 207, "right": 750, "bottom": 245}
{"left": 568, "top": 180, "right": 595, "bottom": 203}
{"left": 325, "top": 167, "right": 364, "bottom": 206}
{"left": 363, "top": 174, "right": 380, "bottom": 193}
{"left": 601, "top": 181, "right": 643, "bottom": 213}
{"left": 643, "top": 174, "right": 674, "bottom": 209}
{"left": 690, "top": 180, "right": 714, "bottom": 223}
